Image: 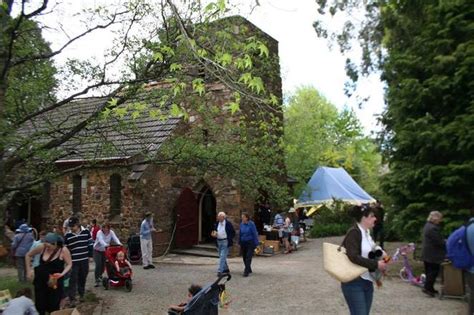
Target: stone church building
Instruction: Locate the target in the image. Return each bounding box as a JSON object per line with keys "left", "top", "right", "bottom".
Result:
{"left": 9, "top": 16, "right": 285, "bottom": 255}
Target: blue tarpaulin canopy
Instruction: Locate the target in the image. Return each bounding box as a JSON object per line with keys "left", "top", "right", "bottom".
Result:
{"left": 295, "top": 166, "right": 375, "bottom": 207}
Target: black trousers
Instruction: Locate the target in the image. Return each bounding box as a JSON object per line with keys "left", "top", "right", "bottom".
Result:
{"left": 423, "top": 261, "right": 440, "bottom": 292}
{"left": 69, "top": 259, "right": 89, "bottom": 300}
{"left": 240, "top": 241, "right": 255, "bottom": 274}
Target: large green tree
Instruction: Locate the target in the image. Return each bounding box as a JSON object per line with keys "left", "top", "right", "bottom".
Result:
{"left": 379, "top": 1, "right": 474, "bottom": 238}
{"left": 284, "top": 86, "right": 381, "bottom": 197}
{"left": 314, "top": 0, "right": 474, "bottom": 239}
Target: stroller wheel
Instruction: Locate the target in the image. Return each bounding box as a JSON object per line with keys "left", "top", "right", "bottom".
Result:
{"left": 103, "top": 277, "right": 109, "bottom": 290}
{"left": 125, "top": 279, "right": 133, "bottom": 292}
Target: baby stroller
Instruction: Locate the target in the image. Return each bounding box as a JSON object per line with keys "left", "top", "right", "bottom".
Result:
{"left": 102, "top": 245, "right": 133, "bottom": 292}
{"left": 127, "top": 234, "right": 142, "bottom": 265}
{"left": 183, "top": 274, "right": 231, "bottom": 315}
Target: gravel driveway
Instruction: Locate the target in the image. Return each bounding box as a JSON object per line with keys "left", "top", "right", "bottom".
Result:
{"left": 89, "top": 237, "right": 466, "bottom": 315}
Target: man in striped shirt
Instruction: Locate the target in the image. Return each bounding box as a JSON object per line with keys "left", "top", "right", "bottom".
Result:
{"left": 64, "top": 217, "right": 92, "bottom": 306}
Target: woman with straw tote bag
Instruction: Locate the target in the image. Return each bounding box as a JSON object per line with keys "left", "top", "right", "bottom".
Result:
{"left": 324, "top": 205, "right": 388, "bottom": 315}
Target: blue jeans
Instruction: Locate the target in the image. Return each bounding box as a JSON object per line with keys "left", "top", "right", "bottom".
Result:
{"left": 217, "top": 239, "right": 229, "bottom": 273}
{"left": 341, "top": 277, "right": 374, "bottom": 315}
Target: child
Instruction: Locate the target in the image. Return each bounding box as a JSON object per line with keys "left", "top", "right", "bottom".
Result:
{"left": 3, "top": 287, "right": 38, "bottom": 315}
{"left": 168, "top": 284, "right": 202, "bottom": 314}
{"left": 30, "top": 230, "right": 47, "bottom": 268}
{"left": 115, "top": 251, "right": 132, "bottom": 276}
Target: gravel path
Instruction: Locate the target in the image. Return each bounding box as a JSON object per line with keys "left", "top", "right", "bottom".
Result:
{"left": 88, "top": 237, "right": 466, "bottom": 315}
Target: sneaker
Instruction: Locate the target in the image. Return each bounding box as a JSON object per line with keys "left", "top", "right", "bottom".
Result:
{"left": 143, "top": 265, "right": 151, "bottom": 269}
{"left": 148, "top": 264, "right": 155, "bottom": 269}
{"left": 243, "top": 272, "right": 249, "bottom": 277}
{"left": 94, "top": 281, "right": 100, "bottom": 287}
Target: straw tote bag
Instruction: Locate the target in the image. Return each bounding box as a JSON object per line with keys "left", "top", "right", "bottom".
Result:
{"left": 323, "top": 242, "right": 367, "bottom": 283}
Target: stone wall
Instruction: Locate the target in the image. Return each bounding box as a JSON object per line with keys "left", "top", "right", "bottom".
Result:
{"left": 47, "top": 163, "right": 253, "bottom": 256}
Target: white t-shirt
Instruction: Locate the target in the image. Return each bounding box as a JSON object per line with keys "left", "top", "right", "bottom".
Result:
{"left": 217, "top": 221, "right": 227, "bottom": 239}
{"left": 63, "top": 217, "right": 71, "bottom": 234}
{"left": 357, "top": 223, "right": 376, "bottom": 282}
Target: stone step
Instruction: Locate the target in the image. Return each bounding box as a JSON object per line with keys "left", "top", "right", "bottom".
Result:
{"left": 170, "top": 247, "right": 219, "bottom": 258}
{"left": 193, "top": 243, "right": 217, "bottom": 251}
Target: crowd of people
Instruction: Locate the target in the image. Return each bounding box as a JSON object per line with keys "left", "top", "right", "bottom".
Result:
{"left": 3, "top": 211, "right": 158, "bottom": 315}
{"left": 3, "top": 205, "right": 473, "bottom": 315}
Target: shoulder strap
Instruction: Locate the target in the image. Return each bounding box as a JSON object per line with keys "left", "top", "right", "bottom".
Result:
{"left": 45, "top": 247, "right": 60, "bottom": 263}
{"left": 12, "top": 233, "right": 28, "bottom": 251}
{"left": 339, "top": 226, "right": 358, "bottom": 250}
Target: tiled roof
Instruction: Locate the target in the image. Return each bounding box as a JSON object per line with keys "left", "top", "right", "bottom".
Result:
{"left": 18, "top": 95, "right": 181, "bottom": 163}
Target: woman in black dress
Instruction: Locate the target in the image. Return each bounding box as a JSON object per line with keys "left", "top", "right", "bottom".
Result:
{"left": 26, "top": 232, "right": 72, "bottom": 315}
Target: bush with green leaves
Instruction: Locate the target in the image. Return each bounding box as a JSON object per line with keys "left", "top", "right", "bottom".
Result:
{"left": 308, "top": 201, "right": 353, "bottom": 238}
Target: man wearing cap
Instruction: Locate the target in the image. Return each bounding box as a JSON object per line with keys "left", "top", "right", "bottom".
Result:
{"left": 11, "top": 223, "right": 34, "bottom": 282}
{"left": 140, "top": 212, "right": 157, "bottom": 269}
{"left": 64, "top": 217, "right": 93, "bottom": 305}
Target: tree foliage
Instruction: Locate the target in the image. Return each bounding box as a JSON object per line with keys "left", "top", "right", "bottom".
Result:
{"left": 283, "top": 86, "right": 381, "bottom": 197}
{"left": 0, "top": 1, "right": 288, "bottom": 210}
{"left": 314, "top": 0, "right": 474, "bottom": 239}
{"left": 380, "top": 1, "right": 474, "bottom": 239}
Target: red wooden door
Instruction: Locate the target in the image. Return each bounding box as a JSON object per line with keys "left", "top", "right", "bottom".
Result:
{"left": 175, "top": 188, "right": 199, "bottom": 248}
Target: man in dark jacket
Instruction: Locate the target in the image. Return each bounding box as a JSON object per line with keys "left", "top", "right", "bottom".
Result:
{"left": 212, "top": 212, "right": 235, "bottom": 276}
{"left": 421, "top": 211, "right": 446, "bottom": 297}
{"left": 372, "top": 200, "right": 385, "bottom": 249}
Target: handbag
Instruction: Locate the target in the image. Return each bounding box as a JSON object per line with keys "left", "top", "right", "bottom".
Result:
{"left": 323, "top": 242, "right": 367, "bottom": 283}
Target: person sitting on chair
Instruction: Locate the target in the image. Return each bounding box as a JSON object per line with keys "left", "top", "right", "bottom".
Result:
{"left": 168, "top": 284, "right": 202, "bottom": 314}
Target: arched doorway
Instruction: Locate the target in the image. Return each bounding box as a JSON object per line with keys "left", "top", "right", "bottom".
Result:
{"left": 175, "top": 188, "right": 199, "bottom": 248}
{"left": 7, "top": 192, "right": 42, "bottom": 230}
{"left": 199, "top": 186, "right": 216, "bottom": 243}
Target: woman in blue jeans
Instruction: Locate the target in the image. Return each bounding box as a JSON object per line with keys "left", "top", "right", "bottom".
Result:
{"left": 341, "top": 205, "right": 388, "bottom": 315}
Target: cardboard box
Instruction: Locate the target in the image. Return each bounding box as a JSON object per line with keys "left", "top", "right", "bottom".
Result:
{"left": 51, "top": 308, "right": 81, "bottom": 315}
{"left": 264, "top": 240, "right": 280, "bottom": 253}
{"left": 258, "top": 235, "right": 267, "bottom": 242}
{"left": 0, "top": 289, "right": 12, "bottom": 311}
{"left": 263, "top": 246, "right": 275, "bottom": 255}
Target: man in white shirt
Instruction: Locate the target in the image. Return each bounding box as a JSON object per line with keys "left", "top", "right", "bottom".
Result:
{"left": 212, "top": 212, "right": 235, "bottom": 276}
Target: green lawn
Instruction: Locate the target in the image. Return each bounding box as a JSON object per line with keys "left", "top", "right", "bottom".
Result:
{"left": 0, "top": 276, "right": 34, "bottom": 302}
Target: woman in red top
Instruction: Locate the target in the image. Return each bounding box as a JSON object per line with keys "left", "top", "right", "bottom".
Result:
{"left": 90, "top": 219, "right": 100, "bottom": 241}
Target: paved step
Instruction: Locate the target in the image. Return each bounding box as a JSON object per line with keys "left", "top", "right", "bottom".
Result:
{"left": 170, "top": 247, "right": 218, "bottom": 258}
{"left": 193, "top": 243, "right": 217, "bottom": 251}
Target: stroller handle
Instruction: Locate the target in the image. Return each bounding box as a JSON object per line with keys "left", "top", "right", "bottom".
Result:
{"left": 215, "top": 273, "right": 231, "bottom": 284}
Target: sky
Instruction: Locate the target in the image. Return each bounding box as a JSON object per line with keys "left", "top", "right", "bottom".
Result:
{"left": 239, "top": 0, "right": 386, "bottom": 134}
{"left": 34, "top": 0, "right": 385, "bottom": 134}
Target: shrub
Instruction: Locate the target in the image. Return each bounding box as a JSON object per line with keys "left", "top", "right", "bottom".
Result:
{"left": 308, "top": 201, "right": 353, "bottom": 238}
{"left": 310, "top": 223, "right": 350, "bottom": 238}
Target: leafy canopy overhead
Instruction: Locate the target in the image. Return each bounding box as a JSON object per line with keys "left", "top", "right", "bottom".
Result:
{"left": 0, "top": 0, "right": 286, "bottom": 207}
